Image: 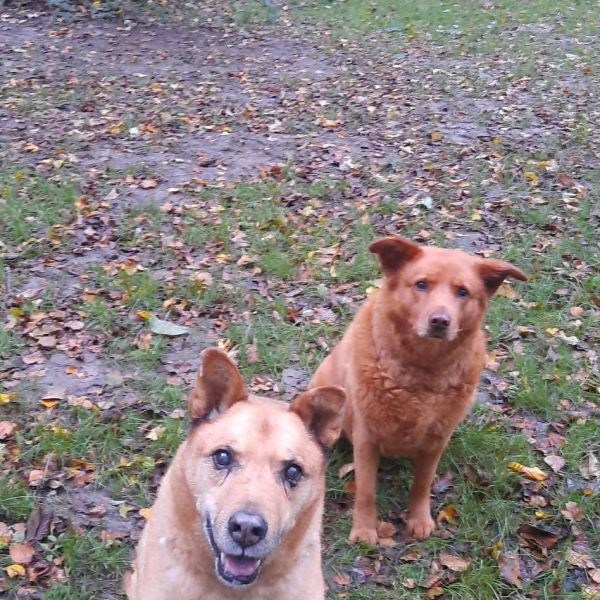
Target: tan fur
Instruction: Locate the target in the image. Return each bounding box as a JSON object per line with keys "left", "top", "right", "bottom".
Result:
{"left": 127, "top": 349, "right": 344, "bottom": 599}
{"left": 311, "top": 236, "right": 527, "bottom": 544}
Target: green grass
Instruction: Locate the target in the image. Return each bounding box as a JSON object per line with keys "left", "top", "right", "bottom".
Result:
{"left": 289, "top": 0, "right": 600, "bottom": 45}
{"left": 0, "top": 169, "right": 78, "bottom": 246}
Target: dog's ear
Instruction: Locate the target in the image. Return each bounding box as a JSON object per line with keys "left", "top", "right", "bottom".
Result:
{"left": 369, "top": 236, "right": 422, "bottom": 275}
{"left": 188, "top": 349, "right": 248, "bottom": 421}
{"left": 290, "top": 386, "right": 345, "bottom": 448}
{"left": 479, "top": 259, "right": 528, "bottom": 296}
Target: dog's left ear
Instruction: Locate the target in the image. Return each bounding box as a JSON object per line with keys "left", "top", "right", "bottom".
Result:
{"left": 290, "top": 386, "right": 346, "bottom": 448}
{"left": 188, "top": 348, "right": 248, "bottom": 421}
{"left": 479, "top": 259, "right": 528, "bottom": 296}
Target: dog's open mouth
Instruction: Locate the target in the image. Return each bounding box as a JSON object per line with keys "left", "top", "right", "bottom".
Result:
{"left": 217, "top": 553, "right": 262, "bottom": 586}
{"left": 205, "top": 517, "right": 263, "bottom": 586}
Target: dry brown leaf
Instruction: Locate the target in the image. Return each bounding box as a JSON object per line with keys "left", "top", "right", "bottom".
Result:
{"left": 426, "top": 587, "right": 444, "bottom": 598}
{"left": 376, "top": 521, "right": 397, "bottom": 538}
{"left": 561, "top": 501, "right": 585, "bottom": 522}
{"left": 338, "top": 462, "right": 355, "bottom": 478}
{"left": 37, "top": 335, "right": 57, "bottom": 349}
{"left": 498, "top": 553, "right": 522, "bottom": 588}
{"left": 580, "top": 453, "right": 600, "bottom": 480}
{"left": 544, "top": 455, "right": 565, "bottom": 473}
{"left": 245, "top": 340, "right": 259, "bottom": 365}
{"left": 140, "top": 178, "right": 158, "bottom": 189}
{"left": 517, "top": 524, "right": 562, "bottom": 550}
{"left": 439, "top": 552, "right": 470, "bottom": 572}
{"left": 9, "top": 543, "right": 35, "bottom": 565}
{"left": 0, "top": 421, "right": 17, "bottom": 440}
{"left": 332, "top": 572, "right": 350, "bottom": 586}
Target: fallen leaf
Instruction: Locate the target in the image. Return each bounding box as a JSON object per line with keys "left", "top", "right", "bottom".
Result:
{"left": 498, "top": 553, "right": 522, "bottom": 588}
{"left": 28, "top": 469, "right": 45, "bottom": 487}
{"left": 430, "top": 131, "right": 443, "bottom": 142}
{"left": 139, "top": 507, "right": 152, "bottom": 519}
{"left": 145, "top": 426, "right": 165, "bottom": 441}
{"left": 0, "top": 392, "right": 18, "bottom": 404}
{"left": 0, "top": 421, "right": 17, "bottom": 440}
{"left": 557, "top": 173, "right": 576, "bottom": 187}
{"left": 37, "top": 335, "right": 57, "bottom": 349}
{"left": 147, "top": 315, "right": 189, "bottom": 336}
{"left": 580, "top": 453, "right": 600, "bottom": 480}
{"left": 544, "top": 455, "right": 565, "bottom": 473}
{"left": 377, "top": 521, "right": 397, "bottom": 538}
{"left": 517, "top": 524, "right": 562, "bottom": 550}
{"left": 338, "top": 462, "right": 355, "bottom": 478}
{"left": 426, "top": 586, "right": 444, "bottom": 598}
{"left": 566, "top": 549, "right": 595, "bottom": 569}
{"left": 332, "top": 572, "right": 350, "bottom": 586}
{"left": 437, "top": 504, "right": 459, "bottom": 524}
{"left": 496, "top": 283, "right": 517, "bottom": 299}
{"left": 41, "top": 387, "right": 67, "bottom": 402}
{"left": 246, "top": 339, "right": 259, "bottom": 364}
{"left": 508, "top": 462, "right": 547, "bottom": 481}
{"left": 439, "top": 552, "right": 470, "bottom": 572}
{"left": 9, "top": 543, "right": 35, "bottom": 565}
{"left": 561, "top": 501, "right": 585, "bottom": 522}
{"left": 140, "top": 178, "right": 158, "bottom": 189}
{"left": 26, "top": 504, "right": 54, "bottom": 542}
{"left": 5, "top": 564, "right": 26, "bottom": 578}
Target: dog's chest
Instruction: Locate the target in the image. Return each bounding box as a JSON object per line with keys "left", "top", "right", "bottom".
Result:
{"left": 358, "top": 368, "right": 476, "bottom": 457}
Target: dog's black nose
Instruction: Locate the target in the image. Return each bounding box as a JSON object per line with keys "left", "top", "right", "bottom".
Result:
{"left": 429, "top": 312, "right": 451, "bottom": 329}
{"left": 228, "top": 511, "right": 268, "bottom": 548}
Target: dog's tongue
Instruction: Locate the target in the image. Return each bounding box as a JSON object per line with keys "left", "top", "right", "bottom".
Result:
{"left": 223, "top": 554, "right": 260, "bottom": 578}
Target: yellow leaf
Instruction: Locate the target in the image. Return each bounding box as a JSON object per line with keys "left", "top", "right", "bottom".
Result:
{"left": 470, "top": 210, "right": 482, "bottom": 221}
{"left": 437, "top": 504, "right": 459, "bottom": 524}
{"left": 535, "top": 511, "right": 552, "bottom": 520}
{"left": 145, "top": 425, "right": 165, "bottom": 441}
{"left": 137, "top": 310, "right": 152, "bottom": 320}
{"left": 139, "top": 507, "right": 152, "bottom": 520}
{"left": 545, "top": 327, "right": 559, "bottom": 336}
{"left": 524, "top": 171, "right": 539, "bottom": 183}
{"left": 496, "top": 283, "right": 517, "bottom": 299}
{"left": 431, "top": 131, "right": 443, "bottom": 142}
{"left": 40, "top": 399, "right": 59, "bottom": 409}
{"left": 5, "top": 563, "right": 26, "bottom": 578}
{"left": 508, "top": 462, "right": 547, "bottom": 481}
{"left": 0, "top": 392, "right": 17, "bottom": 404}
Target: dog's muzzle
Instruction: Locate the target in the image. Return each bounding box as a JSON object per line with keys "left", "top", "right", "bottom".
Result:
{"left": 205, "top": 515, "right": 266, "bottom": 586}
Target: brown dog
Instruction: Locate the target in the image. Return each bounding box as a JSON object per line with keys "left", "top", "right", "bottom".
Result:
{"left": 126, "top": 348, "right": 345, "bottom": 599}
{"left": 310, "top": 236, "right": 527, "bottom": 544}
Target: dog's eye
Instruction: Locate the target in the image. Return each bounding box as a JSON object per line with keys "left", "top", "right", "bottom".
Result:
{"left": 415, "top": 280, "right": 428, "bottom": 291}
{"left": 212, "top": 449, "right": 233, "bottom": 469}
{"left": 456, "top": 287, "right": 469, "bottom": 298}
{"left": 283, "top": 463, "right": 303, "bottom": 488}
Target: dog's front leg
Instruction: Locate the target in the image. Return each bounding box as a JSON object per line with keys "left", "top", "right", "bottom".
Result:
{"left": 406, "top": 446, "right": 444, "bottom": 539}
{"left": 349, "top": 425, "right": 380, "bottom": 545}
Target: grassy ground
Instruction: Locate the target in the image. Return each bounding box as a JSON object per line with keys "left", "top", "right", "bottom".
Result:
{"left": 0, "top": 0, "right": 599, "bottom": 598}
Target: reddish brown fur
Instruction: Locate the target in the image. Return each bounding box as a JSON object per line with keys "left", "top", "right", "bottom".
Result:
{"left": 311, "top": 236, "right": 527, "bottom": 544}
{"left": 127, "top": 349, "right": 344, "bottom": 599}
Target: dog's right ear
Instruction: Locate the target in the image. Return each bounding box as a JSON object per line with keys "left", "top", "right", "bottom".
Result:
{"left": 369, "top": 236, "right": 422, "bottom": 275}
{"left": 188, "top": 349, "right": 248, "bottom": 422}
{"left": 290, "top": 386, "right": 346, "bottom": 449}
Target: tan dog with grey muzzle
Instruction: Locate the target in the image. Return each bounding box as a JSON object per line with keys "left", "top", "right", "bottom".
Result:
{"left": 126, "top": 348, "right": 344, "bottom": 600}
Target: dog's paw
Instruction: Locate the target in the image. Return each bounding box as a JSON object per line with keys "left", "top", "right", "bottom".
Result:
{"left": 349, "top": 526, "right": 378, "bottom": 546}
{"left": 406, "top": 513, "right": 436, "bottom": 540}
